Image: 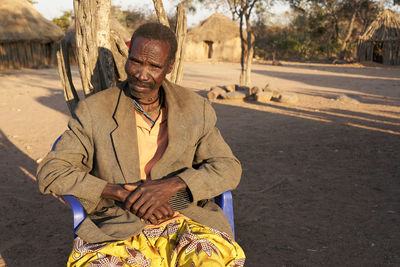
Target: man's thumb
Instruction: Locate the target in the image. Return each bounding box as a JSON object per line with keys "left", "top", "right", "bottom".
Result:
{"left": 124, "top": 183, "right": 139, "bottom": 191}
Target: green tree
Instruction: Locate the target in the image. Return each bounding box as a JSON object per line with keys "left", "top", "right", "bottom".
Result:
{"left": 52, "top": 11, "right": 73, "bottom": 33}
{"left": 282, "top": 0, "right": 384, "bottom": 60}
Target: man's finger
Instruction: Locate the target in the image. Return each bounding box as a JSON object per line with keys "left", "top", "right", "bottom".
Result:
{"left": 157, "top": 205, "right": 171, "bottom": 218}
{"left": 136, "top": 199, "right": 152, "bottom": 218}
{"left": 130, "top": 192, "right": 149, "bottom": 216}
{"left": 163, "top": 203, "right": 174, "bottom": 217}
{"left": 124, "top": 183, "right": 140, "bottom": 191}
{"left": 152, "top": 209, "right": 164, "bottom": 220}
{"left": 142, "top": 205, "right": 157, "bottom": 222}
{"left": 148, "top": 215, "right": 158, "bottom": 224}
{"left": 124, "top": 190, "right": 141, "bottom": 211}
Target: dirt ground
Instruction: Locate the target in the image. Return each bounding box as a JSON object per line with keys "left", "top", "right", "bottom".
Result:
{"left": 0, "top": 61, "right": 399, "bottom": 266}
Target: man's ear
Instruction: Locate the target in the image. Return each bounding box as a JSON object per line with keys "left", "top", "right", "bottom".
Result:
{"left": 167, "top": 60, "right": 175, "bottom": 74}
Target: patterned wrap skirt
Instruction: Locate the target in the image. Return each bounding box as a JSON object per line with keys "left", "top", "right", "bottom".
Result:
{"left": 67, "top": 214, "right": 245, "bottom": 267}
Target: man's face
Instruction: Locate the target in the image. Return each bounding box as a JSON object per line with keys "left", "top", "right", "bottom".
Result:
{"left": 125, "top": 36, "right": 174, "bottom": 99}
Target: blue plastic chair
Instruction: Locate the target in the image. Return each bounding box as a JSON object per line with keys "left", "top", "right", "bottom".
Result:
{"left": 63, "top": 191, "right": 234, "bottom": 238}
{"left": 52, "top": 136, "right": 235, "bottom": 237}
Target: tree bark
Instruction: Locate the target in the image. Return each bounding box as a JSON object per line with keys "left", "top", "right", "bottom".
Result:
{"left": 244, "top": 12, "right": 253, "bottom": 87}
{"left": 73, "top": 0, "right": 115, "bottom": 96}
{"left": 152, "top": 0, "right": 186, "bottom": 84}
{"left": 170, "top": 4, "right": 187, "bottom": 84}
{"left": 96, "top": 0, "right": 114, "bottom": 91}
{"left": 152, "top": 0, "right": 170, "bottom": 27}
{"left": 238, "top": 9, "right": 246, "bottom": 86}
{"left": 57, "top": 39, "right": 79, "bottom": 116}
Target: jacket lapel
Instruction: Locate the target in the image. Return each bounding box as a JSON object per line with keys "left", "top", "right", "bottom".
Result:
{"left": 110, "top": 84, "right": 141, "bottom": 183}
{"left": 151, "top": 81, "right": 189, "bottom": 179}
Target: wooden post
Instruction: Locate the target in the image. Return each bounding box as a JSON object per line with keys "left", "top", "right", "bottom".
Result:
{"left": 73, "top": 0, "right": 115, "bottom": 96}
{"left": 152, "top": 0, "right": 170, "bottom": 27}
{"left": 96, "top": 0, "right": 115, "bottom": 91}
{"left": 110, "top": 30, "right": 129, "bottom": 82}
{"left": 57, "top": 39, "right": 80, "bottom": 116}
{"left": 170, "top": 4, "right": 187, "bottom": 84}
{"left": 152, "top": 0, "right": 187, "bottom": 84}
{"left": 245, "top": 13, "right": 253, "bottom": 87}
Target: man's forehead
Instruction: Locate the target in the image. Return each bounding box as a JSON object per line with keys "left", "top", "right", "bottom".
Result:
{"left": 130, "top": 37, "right": 170, "bottom": 55}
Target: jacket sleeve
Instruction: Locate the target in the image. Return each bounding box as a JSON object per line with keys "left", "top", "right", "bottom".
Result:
{"left": 36, "top": 100, "right": 107, "bottom": 213}
{"left": 177, "top": 99, "right": 242, "bottom": 203}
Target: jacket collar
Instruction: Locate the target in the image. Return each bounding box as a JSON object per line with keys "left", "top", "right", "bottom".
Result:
{"left": 150, "top": 80, "right": 189, "bottom": 179}
{"left": 110, "top": 82, "right": 140, "bottom": 183}
{"left": 110, "top": 80, "right": 189, "bottom": 182}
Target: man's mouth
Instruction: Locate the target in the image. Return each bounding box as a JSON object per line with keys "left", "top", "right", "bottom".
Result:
{"left": 128, "top": 77, "right": 152, "bottom": 89}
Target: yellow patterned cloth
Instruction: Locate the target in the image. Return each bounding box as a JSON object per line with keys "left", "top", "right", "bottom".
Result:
{"left": 67, "top": 215, "right": 245, "bottom": 267}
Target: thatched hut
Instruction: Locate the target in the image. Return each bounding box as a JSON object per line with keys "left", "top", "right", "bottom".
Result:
{"left": 185, "top": 13, "right": 245, "bottom": 62}
{"left": 357, "top": 9, "right": 400, "bottom": 65}
{"left": 0, "top": 0, "right": 64, "bottom": 70}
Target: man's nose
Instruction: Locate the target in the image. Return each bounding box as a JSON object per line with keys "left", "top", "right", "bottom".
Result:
{"left": 135, "top": 66, "right": 149, "bottom": 81}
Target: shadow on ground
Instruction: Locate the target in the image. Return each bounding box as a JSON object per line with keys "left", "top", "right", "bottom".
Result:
{"left": 255, "top": 61, "right": 400, "bottom": 79}
{"left": 212, "top": 101, "right": 400, "bottom": 266}
{"left": 0, "top": 130, "right": 72, "bottom": 266}
{"left": 252, "top": 68, "right": 400, "bottom": 105}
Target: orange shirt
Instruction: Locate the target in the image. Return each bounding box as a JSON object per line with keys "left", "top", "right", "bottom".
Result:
{"left": 135, "top": 107, "right": 168, "bottom": 180}
{"left": 136, "top": 108, "right": 191, "bottom": 226}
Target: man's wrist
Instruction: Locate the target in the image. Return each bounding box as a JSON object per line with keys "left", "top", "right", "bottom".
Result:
{"left": 101, "top": 183, "right": 129, "bottom": 202}
{"left": 169, "top": 176, "right": 187, "bottom": 192}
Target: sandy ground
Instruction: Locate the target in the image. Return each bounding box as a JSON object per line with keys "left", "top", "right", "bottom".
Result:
{"left": 0, "top": 61, "right": 399, "bottom": 266}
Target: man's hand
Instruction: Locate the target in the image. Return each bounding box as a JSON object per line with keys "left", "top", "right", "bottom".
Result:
{"left": 124, "top": 183, "right": 175, "bottom": 224}
{"left": 101, "top": 182, "right": 141, "bottom": 203}
{"left": 123, "top": 177, "right": 186, "bottom": 223}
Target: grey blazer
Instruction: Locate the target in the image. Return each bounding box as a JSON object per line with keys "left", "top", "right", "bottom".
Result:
{"left": 37, "top": 80, "right": 241, "bottom": 243}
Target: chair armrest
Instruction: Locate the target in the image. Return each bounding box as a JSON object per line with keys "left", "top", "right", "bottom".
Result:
{"left": 62, "top": 192, "right": 235, "bottom": 237}
{"left": 51, "top": 135, "right": 62, "bottom": 151}
{"left": 63, "top": 195, "right": 86, "bottom": 237}
{"left": 214, "top": 191, "right": 235, "bottom": 237}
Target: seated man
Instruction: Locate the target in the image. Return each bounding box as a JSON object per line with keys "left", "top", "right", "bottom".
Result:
{"left": 37, "top": 22, "right": 245, "bottom": 266}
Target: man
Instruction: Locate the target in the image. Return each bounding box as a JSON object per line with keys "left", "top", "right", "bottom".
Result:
{"left": 37, "top": 23, "right": 245, "bottom": 266}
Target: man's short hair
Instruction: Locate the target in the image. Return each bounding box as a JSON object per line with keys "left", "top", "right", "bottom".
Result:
{"left": 130, "top": 22, "right": 177, "bottom": 62}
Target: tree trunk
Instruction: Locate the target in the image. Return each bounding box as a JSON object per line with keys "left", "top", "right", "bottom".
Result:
{"left": 152, "top": 0, "right": 170, "bottom": 27}
{"left": 170, "top": 4, "right": 187, "bottom": 84}
{"left": 339, "top": 2, "right": 359, "bottom": 60}
{"left": 96, "top": 0, "right": 114, "bottom": 90}
{"left": 73, "top": 0, "right": 115, "bottom": 96}
{"left": 239, "top": 12, "right": 246, "bottom": 86}
{"left": 245, "top": 13, "right": 253, "bottom": 87}
{"left": 227, "top": 0, "right": 236, "bottom": 20}
{"left": 153, "top": 1, "right": 186, "bottom": 84}
{"left": 57, "top": 39, "right": 79, "bottom": 116}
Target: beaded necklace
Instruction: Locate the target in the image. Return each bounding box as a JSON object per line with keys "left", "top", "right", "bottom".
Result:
{"left": 133, "top": 93, "right": 163, "bottom": 127}
{"left": 136, "top": 94, "right": 160, "bottom": 105}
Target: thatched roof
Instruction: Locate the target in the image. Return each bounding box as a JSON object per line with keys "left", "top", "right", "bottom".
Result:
{"left": 187, "top": 13, "right": 243, "bottom": 43}
{"left": 0, "top": 0, "right": 64, "bottom": 43}
{"left": 359, "top": 9, "right": 400, "bottom": 41}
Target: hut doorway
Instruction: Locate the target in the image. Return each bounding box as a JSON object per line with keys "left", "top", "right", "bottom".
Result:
{"left": 204, "top": 40, "right": 213, "bottom": 58}
{"left": 373, "top": 42, "right": 383, "bottom": 63}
